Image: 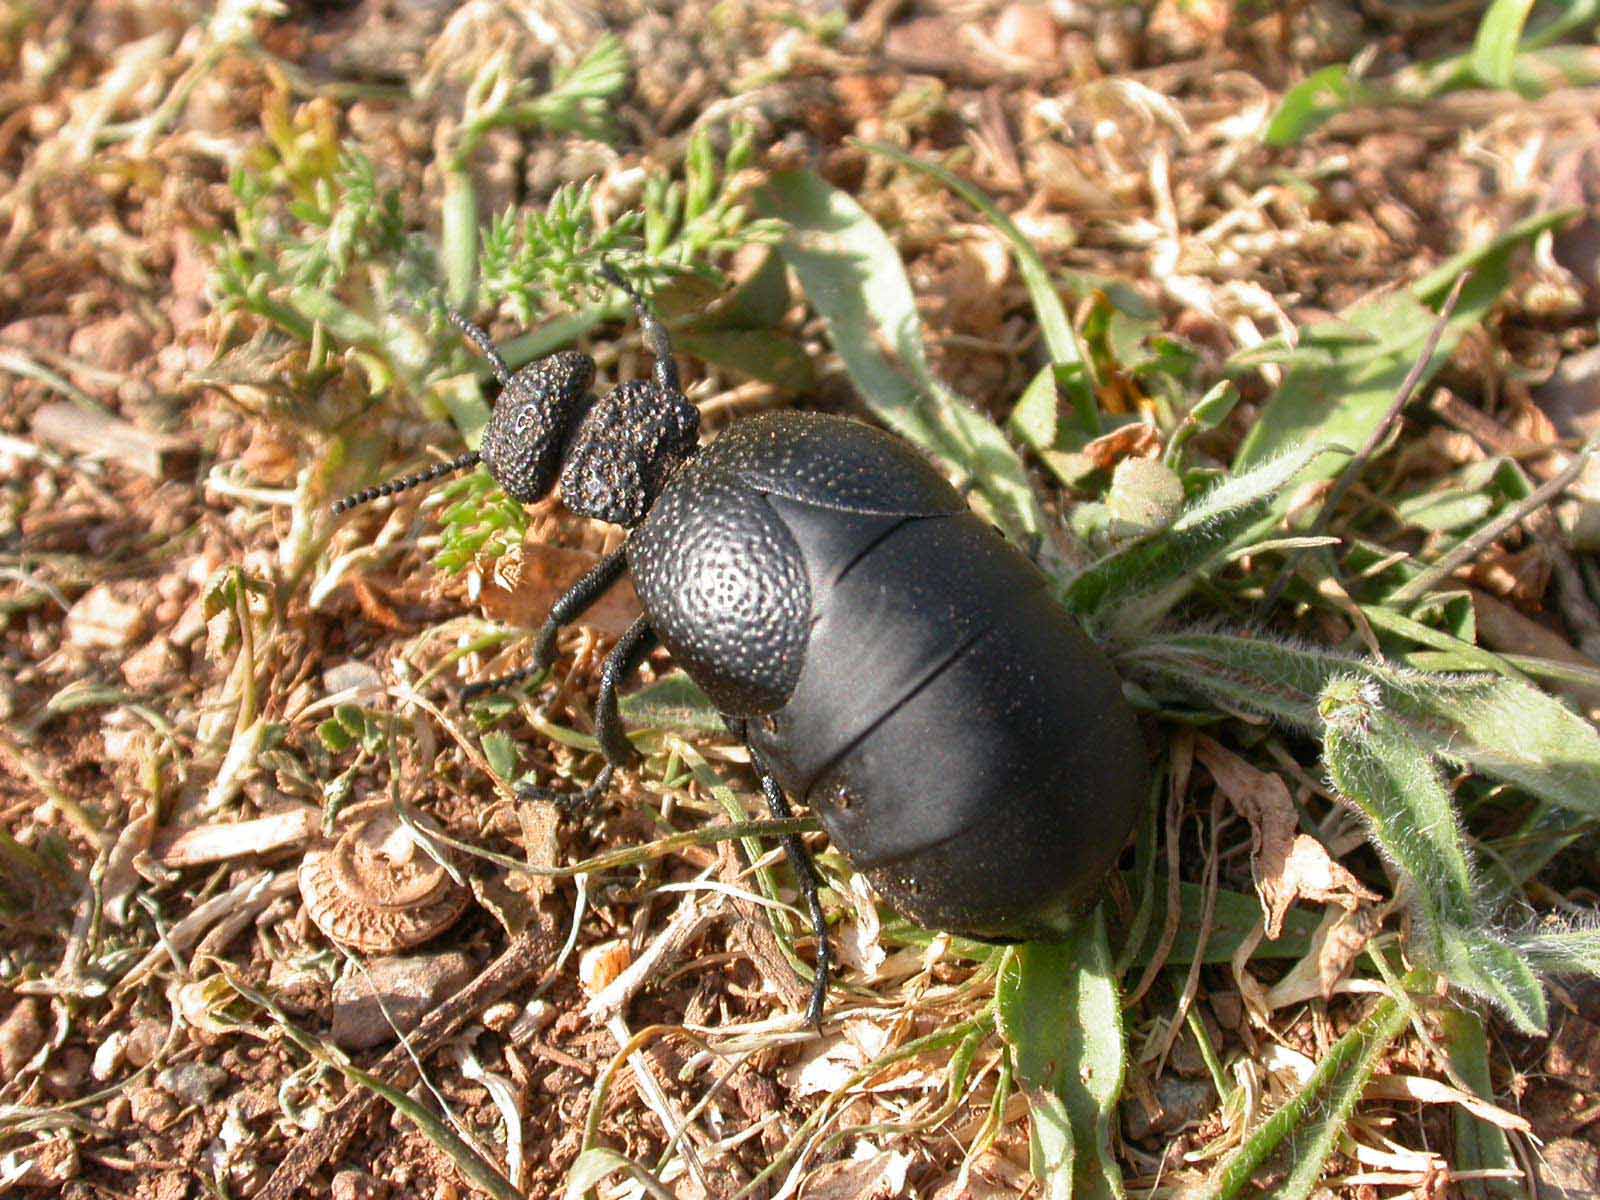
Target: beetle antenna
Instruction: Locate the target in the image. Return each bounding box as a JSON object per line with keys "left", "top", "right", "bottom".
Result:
{"left": 601, "top": 260, "right": 679, "bottom": 395}
{"left": 446, "top": 309, "right": 513, "bottom": 387}
{"left": 331, "top": 450, "right": 481, "bottom": 516}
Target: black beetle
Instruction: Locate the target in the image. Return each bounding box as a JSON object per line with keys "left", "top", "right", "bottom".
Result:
{"left": 334, "top": 268, "right": 1149, "bottom": 1024}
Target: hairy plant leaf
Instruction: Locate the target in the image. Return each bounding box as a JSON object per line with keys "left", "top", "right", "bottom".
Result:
{"left": 617, "top": 671, "right": 724, "bottom": 733}
{"left": 1063, "top": 444, "right": 1335, "bottom": 628}
{"left": 1124, "top": 633, "right": 1600, "bottom": 819}
{"left": 1322, "top": 680, "right": 1548, "bottom": 1033}
{"left": 1204, "top": 996, "right": 1408, "bottom": 1200}
{"left": 758, "top": 169, "right": 1052, "bottom": 560}
{"left": 1514, "top": 927, "right": 1600, "bottom": 976}
{"left": 998, "top": 912, "right": 1126, "bottom": 1200}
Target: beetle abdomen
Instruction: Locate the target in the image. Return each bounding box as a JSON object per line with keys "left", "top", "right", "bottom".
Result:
{"left": 748, "top": 506, "right": 1148, "bottom": 942}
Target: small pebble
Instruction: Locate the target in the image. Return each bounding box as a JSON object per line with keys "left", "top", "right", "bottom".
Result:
{"left": 330, "top": 952, "right": 475, "bottom": 1051}
{"left": 332, "top": 1169, "right": 391, "bottom": 1200}
{"left": 1537, "top": 1139, "right": 1600, "bottom": 1200}
{"left": 129, "top": 1085, "right": 180, "bottom": 1131}
{"left": 0, "top": 998, "right": 46, "bottom": 1079}
{"left": 66, "top": 583, "right": 147, "bottom": 650}
{"left": 158, "top": 1061, "right": 230, "bottom": 1107}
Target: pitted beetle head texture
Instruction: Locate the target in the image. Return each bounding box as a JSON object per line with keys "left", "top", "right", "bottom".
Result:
{"left": 478, "top": 350, "right": 594, "bottom": 503}
{"left": 559, "top": 380, "right": 700, "bottom": 527}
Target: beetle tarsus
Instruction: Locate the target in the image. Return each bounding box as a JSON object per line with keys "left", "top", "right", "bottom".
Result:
{"left": 518, "top": 765, "right": 614, "bottom": 812}
{"left": 460, "top": 663, "right": 547, "bottom": 703}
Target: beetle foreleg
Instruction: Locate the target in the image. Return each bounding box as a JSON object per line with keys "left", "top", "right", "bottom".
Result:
{"left": 728, "top": 718, "right": 833, "bottom": 1030}
{"left": 517, "top": 615, "right": 657, "bottom": 810}
{"left": 462, "top": 545, "right": 631, "bottom": 702}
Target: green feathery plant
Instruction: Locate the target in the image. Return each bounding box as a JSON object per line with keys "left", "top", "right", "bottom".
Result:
{"left": 211, "top": 39, "right": 786, "bottom": 579}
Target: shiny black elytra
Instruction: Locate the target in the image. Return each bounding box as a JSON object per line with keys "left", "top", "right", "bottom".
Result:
{"left": 334, "top": 269, "right": 1150, "bottom": 1026}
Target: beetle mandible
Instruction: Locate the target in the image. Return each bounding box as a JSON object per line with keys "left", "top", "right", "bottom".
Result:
{"left": 333, "top": 265, "right": 1150, "bottom": 1025}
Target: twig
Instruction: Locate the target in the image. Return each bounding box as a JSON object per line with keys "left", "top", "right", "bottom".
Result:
{"left": 257, "top": 926, "right": 559, "bottom": 1200}
{"left": 1389, "top": 440, "right": 1599, "bottom": 605}
{"left": 1260, "top": 271, "right": 1471, "bottom": 612}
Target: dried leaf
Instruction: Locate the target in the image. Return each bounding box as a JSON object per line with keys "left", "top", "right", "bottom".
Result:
{"left": 1195, "top": 738, "right": 1377, "bottom": 939}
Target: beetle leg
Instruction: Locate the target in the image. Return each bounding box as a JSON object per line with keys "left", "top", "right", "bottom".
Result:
{"left": 727, "top": 718, "right": 833, "bottom": 1030}
{"left": 518, "top": 615, "right": 657, "bottom": 810}
{"left": 462, "top": 545, "right": 630, "bottom": 701}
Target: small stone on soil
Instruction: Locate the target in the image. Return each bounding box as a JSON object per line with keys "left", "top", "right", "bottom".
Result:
{"left": 122, "top": 636, "right": 183, "bottom": 690}
{"left": 330, "top": 951, "right": 475, "bottom": 1050}
{"left": 0, "top": 998, "right": 46, "bottom": 1079}
{"left": 1537, "top": 1139, "right": 1600, "bottom": 1200}
{"left": 332, "top": 1169, "right": 391, "bottom": 1200}
{"left": 66, "top": 583, "right": 148, "bottom": 650}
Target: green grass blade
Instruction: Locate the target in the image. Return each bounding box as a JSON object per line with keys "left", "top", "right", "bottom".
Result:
{"left": 1264, "top": 65, "right": 1361, "bottom": 147}
{"left": 1439, "top": 1009, "right": 1520, "bottom": 1200}
{"left": 857, "top": 140, "right": 1098, "bottom": 445}
{"left": 1234, "top": 214, "right": 1570, "bottom": 494}
{"left": 1473, "top": 0, "right": 1538, "bottom": 87}
{"left": 1203, "top": 996, "right": 1406, "bottom": 1199}
{"left": 998, "top": 911, "right": 1127, "bottom": 1200}
{"left": 759, "top": 168, "right": 1051, "bottom": 555}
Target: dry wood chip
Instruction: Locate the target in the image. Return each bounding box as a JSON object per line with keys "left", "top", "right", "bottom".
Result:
{"left": 1195, "top": 737, "right": 1378, "bottom": 939}
{"left": 30, "top": 401, "right": 196, "bottom": 479}
{"left": 148, "top": 806, "right": 317, "bottom": 868}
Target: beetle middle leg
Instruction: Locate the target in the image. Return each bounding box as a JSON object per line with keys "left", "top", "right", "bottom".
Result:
{"left": 518, "top": 614, "right": 657, "bottom": 810}
{"left": 462, "top": 545, "right": 631, "bottom": 701}
{"left": 726, "top": 717, "right": 833, "bottom": 1029}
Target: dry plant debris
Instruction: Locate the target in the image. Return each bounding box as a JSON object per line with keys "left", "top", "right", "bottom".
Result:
{"left": 2, "top": 2, "right": 1600, "bottom": 1199}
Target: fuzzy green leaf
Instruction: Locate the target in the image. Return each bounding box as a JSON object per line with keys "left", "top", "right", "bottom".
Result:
{"left": 617, "top": 672, "right": 725, "bottom": 734}
{"left": 1322, "top": 679, "right": 1548, "bottom": 1033}
{"left": 1513, "top": 927, "right": 1600, "bottom": 977}
{"left": 1062, "top": 443, "right": 1336, "bottom": 628}
{"left": 998, "top": 912, "right": 1126, "bottom": 1200}
{"left": 1124, "top": 633, "right": 1600, "bottom": 820}
{"left": 759, "top": 169, "right": 1052, "bottom": 558}
{"left": 1204, "top": 997, "right": 1408, "bottom": 1200}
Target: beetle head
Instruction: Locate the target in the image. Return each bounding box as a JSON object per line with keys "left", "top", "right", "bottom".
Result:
{"left": 331, "top": 269, "right": 697, "bottom": 526}
{"left": 477, "top": 350, "right": 593, "bottom": 503}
